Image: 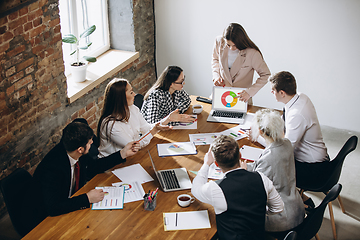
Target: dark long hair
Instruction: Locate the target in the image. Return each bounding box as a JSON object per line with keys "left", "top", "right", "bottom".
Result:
{"left": 97, "top": 78, "right": 130, "bottom": 141}
{"left": 223, "top": 23, "right": 262, "bottom": 56}
{"left": 144, "top": 66, "right": 183, "bottom": 100}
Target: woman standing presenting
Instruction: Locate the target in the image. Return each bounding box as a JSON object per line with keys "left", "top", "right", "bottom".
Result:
{"left": 212, "top": 23, "right": 270, "bottom": 103}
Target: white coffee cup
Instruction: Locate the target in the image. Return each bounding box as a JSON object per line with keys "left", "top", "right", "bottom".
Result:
{"left": 192, "top": 104, "right": 203, "bottom": 114}
{"left": 177, "top": 194, "right": 195, "bottom": 207}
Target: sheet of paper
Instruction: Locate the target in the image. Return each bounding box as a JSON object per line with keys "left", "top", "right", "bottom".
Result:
{"left": 219, "top": 125, "right": 248, "bottom": 141}
{"left": 172, "top": 115, "right": 197, "bottom": 130}
{"left": 239, "top": 112, "right": 254, "bottom": 129}
{"left": 163, "top": 210, "right": 211, "bottom": 231}
{"left": 208, "top": 163, "right": 224, "bottom": 179}
{"left": 112, "top": 163, "right": 154, "bottom": 184}
{"left": 157, "top": 142, "right": 197, "bottom": 157}
{"left": 189, "top": 133, "right": 221, "bottom": 145}
{"left": 92, "top": 186, "right": 125, "bottom": 210}
{"left": 112, "top": 181, "right": 145, "bottom": 203}
{"left": 240, "top": 145, "right": 263, "bottom": 162}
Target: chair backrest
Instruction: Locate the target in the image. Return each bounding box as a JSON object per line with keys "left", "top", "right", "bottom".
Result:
{"left": 323, "top": 136, "right": 358, "bottom": 192}
{"left": 297, "top": 184, "right": 342, "bottom": 240}
{"left": 134, "top": 93, "right": 144, "bottom": 110}
{"left": 0, "top": 168, "right": 47, "bottom": 237}
{"left": 283, "top": 231, "right": 297, "bottom": 240}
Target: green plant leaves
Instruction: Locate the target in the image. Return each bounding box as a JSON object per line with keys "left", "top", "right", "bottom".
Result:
{"left": 83, "top": 56, "right": 97, "bottom": 62}
{"left": 62, "top": 34, "right": 77, "bottom": 44}
{"left": 80, "top": 25, "right": 96, "bottom": 39}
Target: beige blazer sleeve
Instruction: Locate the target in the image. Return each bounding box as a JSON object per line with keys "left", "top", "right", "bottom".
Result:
{"left": 211, "top": 36, "right": 271, "bottom": 97}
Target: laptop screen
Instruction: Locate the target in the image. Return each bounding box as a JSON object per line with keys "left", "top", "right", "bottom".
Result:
{"left": 212, "top": 87, "right": 247, "bottom": 112}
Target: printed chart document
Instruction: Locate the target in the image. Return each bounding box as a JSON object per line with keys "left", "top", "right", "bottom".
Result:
{"left": 92, "top": 186, "right": 125, "bottom": 210}
{"left": 220, "top": 125, "right": 248, "bottom": 141}
{"left": 189, "top": 133, "right": 221, "bottom": 145}
{"left": 172, "top": 115, "right": 197, "bottom": 130}
{"left": 208, "top": 163, "right": 224, "bottom": 179}
{"left": 163, "top": 210, "right": 211, "bottom": 231}
{"left": 157, "top": 142, "right": 197, "bottom": 157}
{"left": 240, "top": 145, "right": 263, "bottom": 162}
{"left": 112, "top": 164, "right": 154, "bottom": 184}
{"left": 112, "top": 181, "right": 145, "bottom": 203}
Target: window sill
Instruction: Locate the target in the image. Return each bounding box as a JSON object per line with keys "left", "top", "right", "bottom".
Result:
{"left": 66, "top": 49, "right": 139, "bottom": 103}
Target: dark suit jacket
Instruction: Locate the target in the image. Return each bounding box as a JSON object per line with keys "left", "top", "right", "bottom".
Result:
{"left": 33, "top": 141, "right": 126, "bottom": 216}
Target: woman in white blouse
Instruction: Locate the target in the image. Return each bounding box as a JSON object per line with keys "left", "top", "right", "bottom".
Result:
{"left": 97, "top": 78, "right": 172, "bottom": 157}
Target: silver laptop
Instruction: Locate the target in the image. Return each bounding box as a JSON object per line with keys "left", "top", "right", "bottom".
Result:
{"left": 147, "top": 150, "right": 192, "bottom": 192}
{"left": 207, "top": 86, "right": 247, "bottom": 124}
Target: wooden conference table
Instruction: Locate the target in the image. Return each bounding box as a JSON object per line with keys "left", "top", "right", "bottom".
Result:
{"left": 24, "top": 95, "right": 264, "bottom": 240}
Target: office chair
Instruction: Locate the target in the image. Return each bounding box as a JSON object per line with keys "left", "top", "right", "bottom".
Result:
{"left": 134, "top": 93, "right": 144, "bottom": 110}
{"left": 295, "top": 184, "right": 342, "bottom": 240}
{"left": 283, "top": 231, "right": 297, "bottom": 240}
{"left": 298, "top": 136, "right": 358, "bottom": 239}
{"left": 0, "top": 168, "right": 47, "bottom": 237}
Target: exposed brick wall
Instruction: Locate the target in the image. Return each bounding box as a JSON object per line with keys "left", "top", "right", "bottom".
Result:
{"left": 0, "top": 0, "right": 156, "bottom": 218}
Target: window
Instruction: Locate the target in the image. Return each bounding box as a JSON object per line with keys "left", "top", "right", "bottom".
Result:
{"left": 59, "top": 0, "right": 110, "bottom": 76}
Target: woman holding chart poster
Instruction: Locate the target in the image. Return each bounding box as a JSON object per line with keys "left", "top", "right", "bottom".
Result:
{"left": 212, "top": 23, "right": 270, "bottom": 103}
{"left": 244, "top": 109, "right": 304, "bottom": 236}
{"left": 97, "top": 78, "right": 174, "bottom": 157}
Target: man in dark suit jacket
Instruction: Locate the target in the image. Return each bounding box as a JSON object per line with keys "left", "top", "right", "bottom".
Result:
{"left": 33, "top": 120, "right": 139, "bottom": 216}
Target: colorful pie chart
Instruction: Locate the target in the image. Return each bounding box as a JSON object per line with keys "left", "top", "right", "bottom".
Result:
{"left": 221, "top": 91, "right": 237, "bottom": 108}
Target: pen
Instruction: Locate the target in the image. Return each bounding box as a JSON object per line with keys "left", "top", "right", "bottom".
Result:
{"left": 137, "top": 131, "right": 151, "bottom": 143}
{"left": 175, "top": 213, "right": 178, "bottom": 227}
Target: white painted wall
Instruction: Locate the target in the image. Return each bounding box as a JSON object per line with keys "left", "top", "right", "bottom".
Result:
{"left": 154, "top": 0, "right": 360, "bottom": 132}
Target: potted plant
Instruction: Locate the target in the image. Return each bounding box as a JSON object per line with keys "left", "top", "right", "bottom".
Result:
{"left": 62, "top": 25, "right": 97, "bottom": 82}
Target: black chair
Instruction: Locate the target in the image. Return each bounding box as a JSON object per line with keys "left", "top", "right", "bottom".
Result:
{"left": 134, "top": 93, "right": 144, "bottom": 110}
{"left": 0, "top": 168, "right": 47, "bottom": 237}
{"left": 283, "top": 231, "right": 297, "bottom": 240}
{"left": 298, "top": 136, "right": 358, "bottom": 239}
{"left": 295, "top": 184, "right": 342, "bottom": 240}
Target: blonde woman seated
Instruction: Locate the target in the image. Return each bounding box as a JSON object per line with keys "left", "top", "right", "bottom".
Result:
{"left": 97, "top": 78, "right": 173, "bottom": 158}
{"left": 245, "top": 109, "right": 305, "bottom": 234}
{"left": 141, "top": 66, "right": 194, "bottom": 125}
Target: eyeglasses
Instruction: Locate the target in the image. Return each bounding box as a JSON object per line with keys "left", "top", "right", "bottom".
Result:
{"left": 174, "top": 77, "right": 185, "bottom": 85}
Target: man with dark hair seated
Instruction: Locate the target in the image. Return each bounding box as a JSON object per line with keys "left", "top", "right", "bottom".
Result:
{"left": 192, "top": 135, "right": 284, "bottom": 240}
{"left": 33, "top": 120, "right": 140, "bottom": 216}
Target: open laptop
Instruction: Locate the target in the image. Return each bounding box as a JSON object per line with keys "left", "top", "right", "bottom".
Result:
{"left": 207, "top": 86, "right": 247, "bottom": 124}
{"left": 147, "top": 150, "right": 192, "bottom": 192}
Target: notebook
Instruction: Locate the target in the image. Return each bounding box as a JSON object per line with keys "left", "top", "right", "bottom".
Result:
{"left": 147, "top": 150, "right": 192, "bottom": 192}
{"left": 207, "top": 86, "right": 247, "bottom": 124}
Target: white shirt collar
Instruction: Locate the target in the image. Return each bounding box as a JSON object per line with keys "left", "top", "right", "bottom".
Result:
{"left": 67, "top": 154, "right": 78, "bottom": 167}
{"left": 285, "top": 93, "right": 299, "bottom": 110}
{"left": 224, "top": 167, "right": 242, "bottom": 176}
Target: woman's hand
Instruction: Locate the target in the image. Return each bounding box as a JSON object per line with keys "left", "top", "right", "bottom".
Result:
{"left": 164, "top": 109, "right": 195, "bottom": 124}
{"left": 213, "top": 77, "right": 225, "bottom": 87}
{"left": 120, "top": 141, "right": 140, "bottom": 158}
{"left": 237, "top": 90, "right": 250, "bottom": 102}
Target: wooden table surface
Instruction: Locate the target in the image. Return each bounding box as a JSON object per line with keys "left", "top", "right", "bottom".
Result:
{"left": 23, "top": 95, "right": 264, "bottom": 240}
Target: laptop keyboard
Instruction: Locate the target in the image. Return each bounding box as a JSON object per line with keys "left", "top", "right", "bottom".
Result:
{"left": 212, "top": 111, "right": 244, "bottom": 119}
{"left": 160, "top": 170, "right": 180, "bottom": 189}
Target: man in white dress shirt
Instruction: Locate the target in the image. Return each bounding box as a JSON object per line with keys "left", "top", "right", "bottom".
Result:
{"left": 191, "top": 135, "right": 283, "bottom": 240}
{"left": 269, "top": 71, "right": 330, "bottom": 190}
